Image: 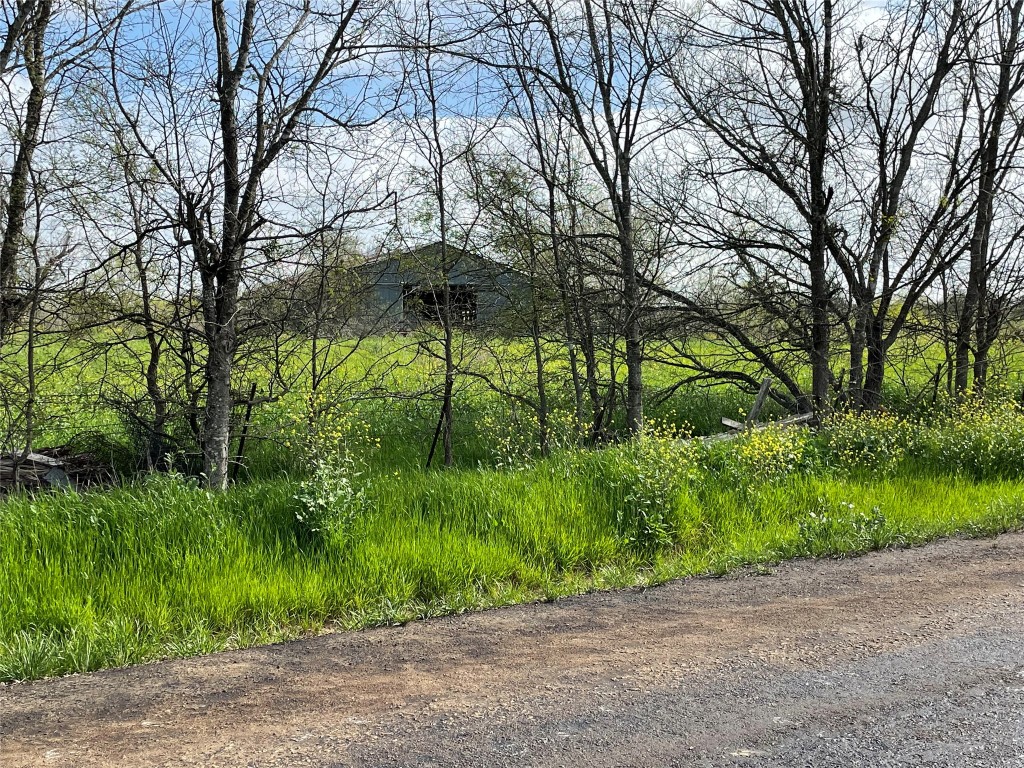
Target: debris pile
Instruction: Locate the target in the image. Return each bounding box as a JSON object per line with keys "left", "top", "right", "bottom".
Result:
{"left": 1, "top": 447, "right": 116, "bottom": 494}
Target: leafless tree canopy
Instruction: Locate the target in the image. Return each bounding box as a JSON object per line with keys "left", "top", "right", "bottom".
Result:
{"left": 3, "top": 0, "right": 1024, "bottom": 485}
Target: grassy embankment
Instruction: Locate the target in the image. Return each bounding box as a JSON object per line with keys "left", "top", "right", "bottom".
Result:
{"left": 4, "top": 396, "right": 1024, "bottom": 682}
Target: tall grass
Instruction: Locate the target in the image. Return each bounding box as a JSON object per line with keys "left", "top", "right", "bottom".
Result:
{"left": 5, "top": 398, "right": 1024, "bottom": 682}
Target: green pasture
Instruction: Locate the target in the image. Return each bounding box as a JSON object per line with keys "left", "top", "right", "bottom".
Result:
{"left": 9, "top": 330, "right": 1024, "bottom": 476}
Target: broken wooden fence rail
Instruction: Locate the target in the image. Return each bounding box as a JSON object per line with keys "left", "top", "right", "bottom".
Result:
{"left": 700, "top": 412, "right": 816, "bottom": 444}
{"left": 678, "top": 376, "right": 817, "bottom": 444}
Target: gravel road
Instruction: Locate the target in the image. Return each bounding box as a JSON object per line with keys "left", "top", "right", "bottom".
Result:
{"left": 2, "top": 534, "right": 1023, "bottom": 767}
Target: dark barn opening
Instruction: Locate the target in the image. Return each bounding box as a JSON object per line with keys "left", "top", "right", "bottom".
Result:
{"left": 402, "top": 284, "right": 478, "bottom": 326}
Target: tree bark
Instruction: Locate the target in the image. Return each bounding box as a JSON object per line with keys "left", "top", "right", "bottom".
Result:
{"left": 0, "top": 0, "right": 49, "bottom": 342}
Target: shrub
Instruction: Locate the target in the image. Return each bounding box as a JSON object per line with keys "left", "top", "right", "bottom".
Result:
{"left": 796, "top": 498, "right": 893, "bottom": 557}
{"left": 820, "top": 410, "right": 917, "bottom": 477}
{"left": 915, "top": 395, "right": 1024, "bottom": 479}
{"left": 715, "top": 423, "right": 811, "bottom": 485}
{"left": 294, "top": 449, "right": 370, "bottom": 546}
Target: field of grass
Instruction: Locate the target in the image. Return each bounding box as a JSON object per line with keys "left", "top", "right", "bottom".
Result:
{"left": 16, "top": 330, "right": 1007, "bottom": 468}
{"left": 4, "top": 396, "right": 1024, "bottom": 682}
{"left": 5, "top": 334, "right": 778, "bottom": 465}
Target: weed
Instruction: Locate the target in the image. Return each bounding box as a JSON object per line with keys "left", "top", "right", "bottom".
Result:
{"left": 294, "top": 451, "right": 371, "bottom": 547}
{"left": 796, "top": 499, "right": 895, "bottom": 557}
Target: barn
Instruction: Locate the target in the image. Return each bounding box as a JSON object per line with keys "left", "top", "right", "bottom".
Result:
{"left": 353, "top": 242, "right": 528, "bottom": 330}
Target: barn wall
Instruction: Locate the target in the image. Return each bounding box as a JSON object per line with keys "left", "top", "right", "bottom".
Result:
{"left": 353, "top": 251, "right": 528, "bottom": 330}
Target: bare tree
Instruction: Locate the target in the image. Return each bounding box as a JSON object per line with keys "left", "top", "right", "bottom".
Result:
{"left": 479, "top": 0, "right": 677, "bottom": 435}
{"left": 831, "top": 0, "right": 977, "bottom": 408}
{"left": 107, "top": 0, "right": 392, "bottom": 488}
{"left": 0, "top": 0, "right": 132, "bottom": 341}
{"left": 954, "top": 0, "right": 1024, "bottom": 393}
{"left": 664, "top": 0, "right": 849, "bottom": 414}
{"left": 390, "top": 0, "right": 501, "bottom": 467}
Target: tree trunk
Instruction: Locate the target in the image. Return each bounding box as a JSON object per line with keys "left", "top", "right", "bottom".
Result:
{"left": 975, "top": 294, "right": 1002, "bottom": 392}
{"left": 953, "top": 283, "right": 977, "bottom": 394}
{"left": 201, "top": 266, "right": 238, "bottom": 489}
{"left": 955, "top": 212, "right": 988, "bottom": 395}
{"left": 203, "top": 338, "right": 234, "bottom": 489}
{"left": 531, "top": 307, "right": 549, "bottom": 457}
{"left": 135, "top": 238, "right": 167, "bottom": 468}
{"left": 807, "top": 0, "right": 834, "bottom": 416}
{"left": 442, "top": 307, "right": 454, "bottom": 467}
{"left": 615, "top": 168, "right": 643, "bottom": 436}
{"left": 862, "top": 316, "right": 886, "bottom": 410}
{"left": 848, "top": 305, "right": 866, "bottom": 409}
{"left": 620, "top": 228, "right": 643, "bottom": 436}
{"left": 0, "top": 0, "right": 49, "bottom": 342}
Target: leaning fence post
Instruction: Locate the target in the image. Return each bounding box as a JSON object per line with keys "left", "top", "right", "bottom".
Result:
{"left": 746, "top": 377, "right": 773, "bottom": 427}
